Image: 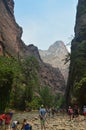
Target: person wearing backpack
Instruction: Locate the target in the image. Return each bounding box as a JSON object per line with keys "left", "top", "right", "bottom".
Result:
{"left": 5, "top": 112, "right": 13, "bottom": 129}
{"left": 0, "top": 114, "right": 6, "bottom": 128}
{"left": 21, "top": 119, "right": 32, "bottom": 130}
{"left": 39, "top": 105, "right": 47, "bottom": 130}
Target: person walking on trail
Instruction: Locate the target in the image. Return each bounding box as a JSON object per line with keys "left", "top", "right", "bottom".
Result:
{"left": 5, "top": 112, "right": 13, "bottom": 130}
{"left": 21, "top": 119, "right": 32, "bottom": 130}
{"left": 68, "top": 106, "right": 74, "bottom": 121}
{"left": 0, "top": 114, "right": 6, "bottom": 128}
{"left": 73, "top": 104, "right": 79, "bottom": 120}
{"left": 51, "top": 107, "right": 55, "bottom": 118}
{"left": 83, "top": 105, "right": 86, "bottom": 120}
{"left": 39, "top": 105, "right": 47, "bottom": 130}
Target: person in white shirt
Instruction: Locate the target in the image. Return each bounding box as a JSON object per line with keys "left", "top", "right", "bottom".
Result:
{"left": 11, "top": 120, "right": 19, "bottom": 130}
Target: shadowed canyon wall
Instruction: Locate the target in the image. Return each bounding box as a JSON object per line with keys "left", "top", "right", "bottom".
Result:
{"left": 66, "top": 0, "right": 86, "bottom": 106}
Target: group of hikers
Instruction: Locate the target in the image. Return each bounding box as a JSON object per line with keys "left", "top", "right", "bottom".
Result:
{"left": 0, "top": 112, "right": 13, "bottom": 129}
{"left": 68, "top": 104, "right": 86, "bottom": 121}
{"left": 0, "top": 104, "right": 86, "bottom": 130}
{"left": 0, "top": 105, "right": 58, "bottom": 130}
{"left": 0, "top": 112, "right": 32, "bottom": 130}
{"left": 39, "top": 104, "right": 86, "bottom": 130}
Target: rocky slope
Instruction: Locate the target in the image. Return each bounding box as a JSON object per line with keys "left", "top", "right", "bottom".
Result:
{"left": 28, "top": 44, "right": 65, "bottom": 93}
{"left": 39, "top": 41, "right": 69, "bottom": 84}
{"left": 0, "top": 0, "right": 66, "bottom": 94}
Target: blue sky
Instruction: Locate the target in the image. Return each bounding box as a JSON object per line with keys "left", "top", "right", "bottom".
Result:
{"left": 14, "top": 0, "right": 78, "bottom": 51}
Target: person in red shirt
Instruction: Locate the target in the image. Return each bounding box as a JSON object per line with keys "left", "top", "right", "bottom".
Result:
{"left": 68, "top": 106, "right": 74, "bottom": 121}
{"left": 5, "top": 112, "right": 13, "bottom": 129}
{"left": 0, "top": 114, "right": 6, "bottom": 128}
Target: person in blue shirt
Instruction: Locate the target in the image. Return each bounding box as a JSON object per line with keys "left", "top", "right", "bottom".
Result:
{"left": 39, "top": 105, "right": 47, "bottom": 130}
{"left": 21, "top": 119, "right": 32, "bottom": 130}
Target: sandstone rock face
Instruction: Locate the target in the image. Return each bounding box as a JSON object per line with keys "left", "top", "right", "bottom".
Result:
{"left": 39, "top": 41, "right": 69, "bottom": 84}
{"left": 0, "top": 0, "right": 30, "bottom": 58}
{"left": 0, "top": 0, "right": 66, "bottom": 94}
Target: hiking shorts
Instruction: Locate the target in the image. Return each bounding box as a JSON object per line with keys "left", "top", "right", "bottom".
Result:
{"left": 40, "top": 119, "right": 45, "bottom": 126}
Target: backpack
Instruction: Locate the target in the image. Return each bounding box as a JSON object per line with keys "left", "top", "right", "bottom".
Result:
{"left": 39, "top": 108, "right": 46, "bottom": 120}
{"left": 24, "top": 123, "right": 32, "bottom": 130}
{"left": 40, "top": 108, "right": 46, "bottom": 116}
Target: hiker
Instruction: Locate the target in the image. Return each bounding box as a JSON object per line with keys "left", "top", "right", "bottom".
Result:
{"left": 0, "top": 114, "right": 6, "bottom": 128}
{"left": 73, "top": 104, "right": 79, "bottom": 120}
{"left": 11, "top": 120, "right": 20, "bottom": 130}
{"left": 5, "top": 112, "right": 13, "bottom": 130}
{"left": 39, "top": 105, "right": 47, "bottom": 130}
{"left": 83, "top": 105, "right": 86, "bottom": 120}
{"left": 68, "top": 106, "right": 74, "bottom": 121}
{"left": 21, "top": 119, "right": 32, "bottom": 130}
{"left": 0, "top": 116, "right": 3, "bottom": 128}
{"left": 51, "top": 107, "right": 55, "bottom": 117}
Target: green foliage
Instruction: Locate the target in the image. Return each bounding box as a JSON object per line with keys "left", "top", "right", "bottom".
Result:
{"left": 21, "top": 56, "right": 40, "bottom": 105}
{"left": 73, "top": 77, "right": 86, "bottom": 105}
{"left": 0, "top": 55, "right": 66, "bottom": 111}
{"left": 21, "top": 56, "right": 39, "bottom": 86}
{"left": 64, "top": 53, "right": 70, "bottom": 64}
{"left": 74, "top": 77, "right": 86, "bottom": 90}
{"left": 0, "top": 56, "right": 21, "bottom": 113}
{"left": 21, "top": 56, "right": 39, "bottom": 77}
{"left": 9, "top": 56, "right": 40, "bottom": 110}
{"left": 40, "top": 86, "right": 54, "bottom": 107}
{"left": 25, "top": 97, "right": 41, "bottom": 110}
{"left": 53, "top": 93, "right": 65, "bottom": 108}
{"left": 69, "top": 41, "right": 86, "bottom": 86}
{"left": 67, "top": 40, "right": 86, "bottom": 106}
{"left": 25, "top": 87, "right": 65, "bottom": 110}
{"left": 10, "top": 84, "right": 26, "bottom": 110}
